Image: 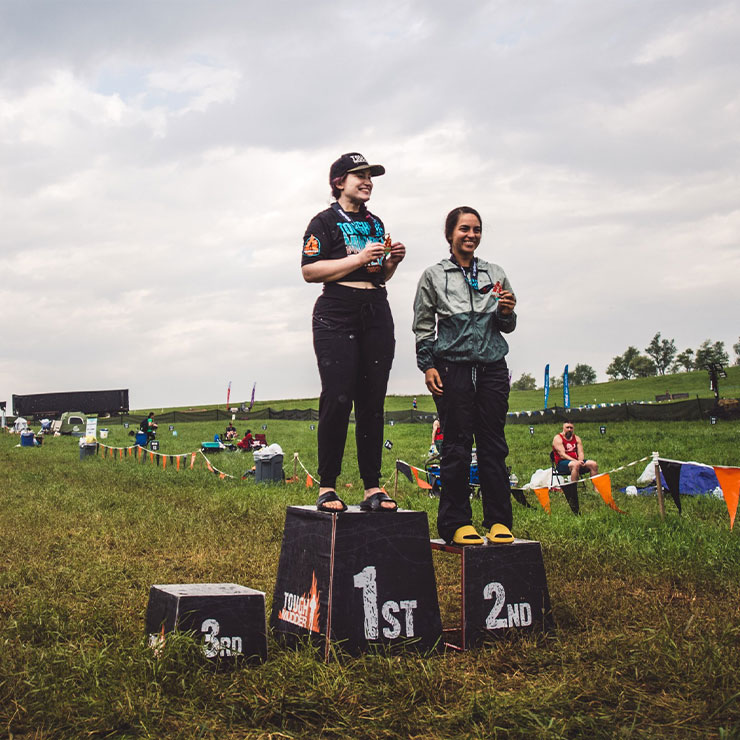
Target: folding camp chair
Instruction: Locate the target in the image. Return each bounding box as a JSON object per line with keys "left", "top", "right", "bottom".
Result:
{"left": 549, "top": 451, "right": 570, "bottom": 488}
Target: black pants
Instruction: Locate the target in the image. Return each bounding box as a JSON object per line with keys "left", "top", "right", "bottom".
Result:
{"left": 433, "top": 359, "right": 512, "bottom": 541}
{"left": 312, "top": 284, "right": 395, "bottom": 489}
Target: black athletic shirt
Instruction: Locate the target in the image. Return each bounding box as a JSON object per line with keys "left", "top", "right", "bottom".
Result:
{"left": 301, "top": 204, "right": 387, "bottom": 286}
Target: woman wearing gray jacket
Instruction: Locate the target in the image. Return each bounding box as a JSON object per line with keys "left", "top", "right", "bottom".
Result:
{"left": 412, "top": 206, "right": 517, "bottom": 546}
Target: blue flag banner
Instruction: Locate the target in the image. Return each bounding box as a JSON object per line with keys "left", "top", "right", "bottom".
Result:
{"left": 563, "top": 365, "right": 570, "bottom": 409}
{"left": 544, "top": 364, "right": 550, "bottom": 409}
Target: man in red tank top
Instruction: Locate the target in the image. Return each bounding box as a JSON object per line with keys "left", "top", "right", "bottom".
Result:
{"left": 552, "top": 420, "right": 599, "bottom": 482}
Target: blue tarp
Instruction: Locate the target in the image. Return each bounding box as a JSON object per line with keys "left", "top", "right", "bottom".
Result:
{"left": 661, "top": 463, "right": 719, "bottom": 495}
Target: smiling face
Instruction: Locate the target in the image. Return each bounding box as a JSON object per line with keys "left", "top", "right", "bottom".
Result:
{"left": 449, "top": 212, "right": 482, "bottom": 264}
{"left": 336, "top": 169, "right": 373, "bottom": 209}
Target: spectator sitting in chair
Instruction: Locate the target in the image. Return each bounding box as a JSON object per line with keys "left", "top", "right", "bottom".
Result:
{"left": 552, "top": 420, "right": 598, "bottom": 482}
{"left": 225, "top": 422, "right": 238, "bottom": 441}
{"left": 237, "top": 429, "right": 253, "bottom": 451}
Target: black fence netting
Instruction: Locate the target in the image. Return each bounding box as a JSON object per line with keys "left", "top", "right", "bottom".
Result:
{"left": 506, "top": 397, "right": 719, "bottom": 424}
{"left": 85, "top": 396, "right": 737, "bottom": 427}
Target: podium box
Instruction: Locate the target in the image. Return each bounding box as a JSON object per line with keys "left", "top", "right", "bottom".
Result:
{"left": 431, "top": 539, "right": 553, "bottom": 650}
{"left": 145, "top": 583, "right": 267, "bottom": 663}
{"left": 271, "top": 506, "right": 442, "bottom": 659}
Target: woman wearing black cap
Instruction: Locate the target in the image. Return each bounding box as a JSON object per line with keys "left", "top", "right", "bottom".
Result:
{"left": 301, "top": 152, "right": 405, "bottom": 513}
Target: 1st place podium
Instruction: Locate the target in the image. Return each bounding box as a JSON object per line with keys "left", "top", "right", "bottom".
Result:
{"left": 270, "top": 506, "right": 443, "bottom": 659}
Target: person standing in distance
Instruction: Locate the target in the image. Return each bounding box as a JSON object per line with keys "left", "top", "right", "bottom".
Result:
{"left": 301, "top": 153, "right": 406, "bottom": 513}
{"left": 413, "top": 206, "right": 517, "bottom": 545}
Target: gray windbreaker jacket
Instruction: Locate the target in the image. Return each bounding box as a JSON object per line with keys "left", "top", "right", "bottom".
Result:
{"left": 413, "top": 257, "right": 516, "bottom": 372}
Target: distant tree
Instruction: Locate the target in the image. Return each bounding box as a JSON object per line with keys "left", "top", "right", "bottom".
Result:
{"left": 511, "top": 372, "right": 537, "bottom": 391}
{"left": 606, "top": 346, "right": 641, "bottom": 380}
{"left": 673, "top": 348, "right": 694, "bottom": 372}
{"left": 631, "top": 355, "right": 657, "bottom": 377}
{"left": 733, "top": 337, "right": 740, "bottom": 366}
{"left": 694, "top": 339, "right": 729, "bottom": 369}
{"left": 570, "top": 363, "right": 597, "bottom": 385}
{"left": 645, "top": 332, "right": 677, "bottom": 375}
{"left": 550, "top": 375, "right": 563, "bottom": 388}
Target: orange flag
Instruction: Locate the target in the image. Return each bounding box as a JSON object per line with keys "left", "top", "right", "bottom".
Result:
{"left": 533, "top": 487, "right": 551, "bottom": 515}
{"left": 591, "top": 473, "right": 627, "bottom": 514}
{"left": 149, "top": 452, "right": 154, "bottom": 463}
{"left": 412, "top": 467, "right": 433, "bottom": 490}
{"left": 219, "top": 473, "right": 225, "bottom": 480}
{"left": 162, "top": 456, "right": 167, "bottom": 471}
{"left": 119, "top": 448, "right": 123, "bottom": 460}
{"left": 306, "top": 473, "right": 314, "bottom": 488}
{"left": 176, "top": 456, "right": 181, "bottom": 471}
{"left": 190, "top": 453, "right": 196, "bottom": 469}
{"left": 713, "top": 466, "right": 740, "bottom": 530}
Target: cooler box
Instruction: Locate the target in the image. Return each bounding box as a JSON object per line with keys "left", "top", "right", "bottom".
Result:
{"left": 255, "top": 454, "right": 284, "bottom": 483}
{"left": 201, "top": 442, "right": 223, "bottom": 453}
{"left": 135, "top": 431, "right": 148, "bottom": 447}
{"left": 79, "top": 443, "right": 97, "bottom": 460}
{"left": 100, "top": 429, "right": 109, "bottom": 439}
{"left": 20, "top": 431, "right": 35, "bottom": 447}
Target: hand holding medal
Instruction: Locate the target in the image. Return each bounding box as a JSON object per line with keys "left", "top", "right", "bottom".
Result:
{"left": 382, "top": 234, "right": 406, "bottom": 268}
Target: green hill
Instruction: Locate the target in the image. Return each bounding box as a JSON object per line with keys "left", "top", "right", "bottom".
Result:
{"left": 135, "top": 366, "right": 740, "bottom": 415}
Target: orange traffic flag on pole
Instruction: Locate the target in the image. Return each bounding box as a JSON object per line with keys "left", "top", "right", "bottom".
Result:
{"left": 591, "top": 473, "right": 627, "bottom": 514}
{"left": 533, "top": 487, "right": 551, "bottom": 515}
{"left": 713, "top": 466, "right": 740, "bottom": 530}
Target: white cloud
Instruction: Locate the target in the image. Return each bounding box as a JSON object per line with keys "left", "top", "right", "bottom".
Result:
{"left": 1, "top": 0, "right": 739, "bottom": 408}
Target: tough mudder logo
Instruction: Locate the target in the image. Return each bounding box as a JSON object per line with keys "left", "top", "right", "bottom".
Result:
{"left": 337, "top": 217, "right": 385, "bottom": 271}
{"left": 278, "top": 572, "right": 321, "bottom": 632}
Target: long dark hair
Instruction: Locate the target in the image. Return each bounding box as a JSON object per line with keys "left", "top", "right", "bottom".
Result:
{"left": 444, "top": 206, "right": 482, "bottom": 246}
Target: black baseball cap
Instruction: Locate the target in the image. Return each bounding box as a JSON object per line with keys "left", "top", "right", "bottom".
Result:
{"left": 329, "top": 152, "right": 385, "bottom": 182}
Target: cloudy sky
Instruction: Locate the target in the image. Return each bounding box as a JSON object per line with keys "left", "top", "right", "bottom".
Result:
{"left": 1, "top": 0, "right": 738, "bottom": 410}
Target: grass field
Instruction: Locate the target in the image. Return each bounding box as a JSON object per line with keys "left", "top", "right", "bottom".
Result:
{"left": 2, "top": 411, "right": 739, "bottom": 738}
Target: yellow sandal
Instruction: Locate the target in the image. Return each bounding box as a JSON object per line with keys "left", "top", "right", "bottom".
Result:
{"left": 451, "top": 525, "right": 484, "bottom": 546}
{"left": 486, "top": 523, "right": 514, "bottom": 544}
